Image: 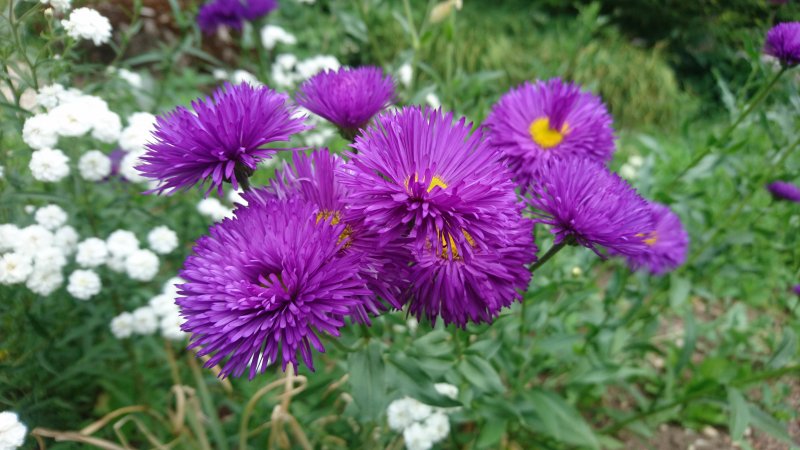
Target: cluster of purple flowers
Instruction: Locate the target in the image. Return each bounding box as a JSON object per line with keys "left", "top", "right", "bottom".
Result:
{"left": 136, "top": 53, "right": 702, "bottom": 376}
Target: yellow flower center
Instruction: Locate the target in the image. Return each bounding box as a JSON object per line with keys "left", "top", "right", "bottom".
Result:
{"left": 438, "top": 229, "right": 476, "bottom": 260}
{"left": 637, "top": 231, "right": 658, "bottom": 246}
{"left": 404, "top": 174, "right": 448, "bottom": 193}
{"left": 316, "top": 210, "right": 353, "bottom": 247}
{"left": 529, "top": 117, "right": 568, "bottom": 149}
{"left": 316, "top": 210, "right": 341, "bottom": 225}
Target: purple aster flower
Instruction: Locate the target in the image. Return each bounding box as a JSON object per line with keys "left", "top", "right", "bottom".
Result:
{"left": 138, "top": 82, "right": 308, "bottom": 196}
{"left": 244, "top": 149, "right": 411, "bottom": 317}
{"left": 483, "top": 78, "right": 615, "bottom": 189}
{"left": 767, "top": 181, "right": 800, "bottom": 203}
{"left": 764, "top": 22, "right": 800, "bottom": 67}
{"left": 793, "top": 284, "right": 800, "bottom": 296}
{"left": 407, "top": 206, "right": 537, "bottom": 327}
{"left": 296, "top": 66, "right": 395, "bottom": 140}
{"left": 621, "top": 203, "right": 689, "bottom": 275}
{"left": 197, "top": 0, "right": 277, "bottom": 34}
{"left": 527, "top": 156, "right": 652, "bottom": 257}
{"left": 340, "top": 106, "right": 521, "bottom": 264}
{"left": 178, "top": 197, "right": 372, "bottom": 378}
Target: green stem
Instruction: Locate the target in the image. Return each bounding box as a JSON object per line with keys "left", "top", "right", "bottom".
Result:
{"left": 530, "top": 240, "right": 568, "bottom": 273}
{"left": 251, "top": 19, "right": 269, "bottom": 82}
{"left": 188, "top": 355, "right": 230, "bottom": 450}
{"left": 669, "top": 66, "right": 788, "bottom": 187}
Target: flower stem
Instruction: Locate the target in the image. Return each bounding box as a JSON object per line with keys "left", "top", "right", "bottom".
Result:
{"left": 669, "top": 66, "right": 788, "bottom": 187}
{"left": 530, "top": 239, "right": 568, "bottom": 273}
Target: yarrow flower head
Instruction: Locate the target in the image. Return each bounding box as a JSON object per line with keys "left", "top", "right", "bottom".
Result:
{"left": 197, "top": 0, "right": 278, "bottom": 34}
{"left": 178, "top": 197, "right": 372, "bottom": 377}
{"left": 764, "top": 22, "right": 800, "bottom": 67}
{"left": 527, "top": 156, "right": 652, "bottom": 257}
{"left": 484, "top": 78, "right": 615, "bottom": 188}
{"left": 138, "top": 82, "right": 308, "bottom": 196}
{"left": 619, "top": 202, "right": 689, "bottom": 275}
{"left": 766, "top": 180, "right": 800, "bottom": 203}
{"left": 0, "top": 411, "right": 27, "bottom": 450}
{"left": 296, "top": 66, "right": 395, "bottom": 139}
{"left": 61, "top": 7, "right": 112, "bottom": 46}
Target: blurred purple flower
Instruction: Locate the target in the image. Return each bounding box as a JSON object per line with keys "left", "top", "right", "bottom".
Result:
{"left": 622, "top": 202, "right": 689, "bottom": 275}
{"left": 793, "top": 284, "right": 800, "bottom": 296}
{"left": 137, "top": 82, "right": 308, "bottom": 196}
{"left": 484, "top": 78, "right": 615, "bottom": 188}
{"left": 764, "top": 22, "right": 800, "bottom": 67}
{"left": 767, "top": 181, "right": 800, "bottom": 203}
{"left": 197, "top": 0, "right": 277, "bottom": 34}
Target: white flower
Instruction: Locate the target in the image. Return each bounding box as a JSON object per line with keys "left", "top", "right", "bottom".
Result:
{"left": 421, "top": 412, "right": 450, "bottom": 443}
{"left": 197, "top": 198, "right": 232, "bottom": 221}
{"left": 116, "top": 68, "right": 143, "bottom": 89}
{"left": 23, "top": 205, "right": 35, "bottom": 215}
{"left": 50, "top": 0, "right": 71, "bottom": 12}
{"left": 162, "top": 276, "right": 183, "bottom": 297}
{"left": 295, "top": 0, "right": 315, "bottom": 4}
{"left": 424, "top": 93, "right": 441, "bottom": 109}
{"left": 0, "top": 253, "right": 33, "bottom": 285}
{"left": 110, "top": 312, "right": 134, "bottom": 339}
{"left": 261, "top": 25, "right": 297, "bottom": 50}
{"left": 433, "top": 383, "right": 458, "bottom": 400}
{"left": 29, "top": 148, "right": 70, "bottom": 182}
{"left": 398, "top": 63, "right": 413, "bottom": 87}
{"left": 36, "top": 83, "right": 65, "bottom": 110}
{"left": 119, "top": 112, "right": 155, "bottom": 152}
{"left": 131, "top": 306, "right": 158, "bottom": 335}
{"left": 26, "top": 269, "right": 64, "bottom": 296}
{"left": 15, "top": 225, "right": 54, "bottom": 254}
{"left": 407, "top": 398, "right": 433, "bottom": 421}
{"left": 33, "top": 247, "right": 67, "bottom": 271}
{"left": 387, "top": 397, "right": 416, "bottom": 431}
{"left": 67, "top": 269, "right": 101, "bottom": 300}
{"left": 78, "top": 150, "right": 112, "bottom": 181}
{"left": 406, "top": 317, "right": 419, "bottom": 334}
{"left": 34, "top": 204, "right": 68, "bottom": 230}
{"left": 53, "top": 225, "right": 79, "bottom": 255}
{"left": 295, "top": 55, "right": 340, "bottom": 81}
{"left": 49, "top": 101, "right": 93, "bottom": 137}
{"left": 120, "top": 150, "right": 147, "bottom": 183}
{"left": 61, "top": 8, "right": 112, "bottom": 46}
{"left": 125, "top": 249, "right": 159, "bottom": 281}
{"left": 0, "top": 165, "right": 4, "bottom": 179}
{"left": 628, "top": 154, "right": 644, "bottom": 168}
{"left": 22, "top": 114, "right": 59, "bottom": 149}
{"left": 212, "top": 68, "right": 228, "bottom": 80}
{"left": 106, "top": 229, "right": 139, "bottom": 258}
{"left": 0, "top": 225, "right": 20, "bottom": 252}
{"left": 149, "top": 294, "right": 177, "bottom": 317}
{"left": 75, "top": 237, "right": 108, "bottom": 268}
{"left": 0, "top": 411, "right": 27, "bottom": 450}
{"left": 147, "top": 226, "right": 178, "bottom": 254}
{"left": 618, "top": 163, "right": 637, "bottom": 180}
{"left": 91, "top": 110, "right": 122, "bottom": 143}
{"left": 106, "top": 254, "right": 127, "bottom": 273}
{"left": 403, "top": 422, "right": 433, "bottom": 450}
{"left": 160, "top": 313, "right": 185, "bottom": 340}
{"left": 232, "top": 70, "right": 261, "bottom": 86}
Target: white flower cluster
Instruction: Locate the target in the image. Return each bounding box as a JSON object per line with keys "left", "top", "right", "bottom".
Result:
{"left": 213, "top": 69, "right": 262, "bottom": 86}
{"left": 0, "top": 411, "right": 26, "bottom": 450}
{"left": 271, "top": 54, "right": 340, "bottom": 88}
{"left": 109, "top": 67, "right": 144, "bottom": 89}
{"left": 110, "top": 277, "right": 186, "bottom": 341}
{"left": 387, "top": 383, "right": 459, "bottom": 450}
{"left": 61, "top": 7, "right": 112, "bottom": 46}
{"left": 619, "top": 154, "right": 645, "bottom": 180}
{"left": 197, "top": 198, "right": 234, "bottom": 222}
{"left": 261, "top": 25, "right": 297, "bottom": 50}
{"left": 118, "top": 112, "right": 157, "bottom": 185}
{"left": 41, "top": 0, "right": 71, "bottom": 13}
{"left": 96, "top": 229, "right": 162, "bottom": 281}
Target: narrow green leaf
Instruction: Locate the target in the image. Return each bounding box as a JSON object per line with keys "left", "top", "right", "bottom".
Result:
{"left": 525, "top": 390, "right": 600, "bottom": 450}
{"left": 457, "top": 355, "right": 504, "bottom": 393}
{"left": 766, "top": 328, "right": 797, "bottom": 369}
{"left": 727, "top": 387, "right": 749, "bottom": 441}
{"left": 748, "top": 403, "right": 793, "bottom": 444}
{"left": 348, "top": 340, "right": 387, "bottom": 422}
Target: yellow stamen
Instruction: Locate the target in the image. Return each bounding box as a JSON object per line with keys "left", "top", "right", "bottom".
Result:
{"left": 529, "top": 117, "right": 568, "bottom": 149}
{"left": 404, "top": 174, "right": 448, "bottom": 193}
{"left": 316, "top": 210, "right": 341, "bottom": 225}
{"left": 438, "top": 229, "right": 476, "bottom": 259}
{"left": 637, "top": 231, "right": 658, "bottom": 246}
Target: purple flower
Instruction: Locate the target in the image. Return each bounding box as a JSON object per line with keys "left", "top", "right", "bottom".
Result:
{"left": 341, "top": 106, "right": 521, "bottom": 263}
{"left": 793, "top": 284, "right": 800, "bottom": 296}
{"left": 622, "top": 203, "right": 689, "bottom": 275}
{"left": 767, "top": 181, "right": 800, "bottom": 203}
{"left": 138, "top": 83, "right": 308, "bottom": 196}
{"left": 245, "top": 149, "right": 411, "bottom": 317}
{"left": 483, "top": 78, "right": 615, "bottom": 189}
{"left": 407, "top": 206, "right": 537, "bottom": 327}
{"left": 527, "top": 156, "right": 652, "bottom": 257}
{"left": 296, "top": 66, "right": 395, "bottom": 139}
{"left": 764, "top": 22, "right": 800, "bottom": 67}
{"left": 197, "top": 0, "right": 277, "bottom": 34}
{"left": 178, "top": 197, "right": 372, "bottom": 377}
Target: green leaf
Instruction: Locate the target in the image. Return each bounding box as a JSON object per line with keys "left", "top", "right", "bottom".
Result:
{"left": 476, "top": 418, "right": 507, "bottom": 449}
{"left": 748, "top": 403, "right": 793, "bottom": 444}
{"left": 669, "top": 275, "right": 691, "bottom": 308}
{"left": 524, "top": 390, "right": 600, "bottom": 450}
{"left": 348, "top": 340, "right": 387, "bottom": 422}
{"left": 766, "top": 328, "right": 797, "bottom": 369}
{"left": 674, "top": 308, "right": 696, "bottom": 377}
{"left": 457, "top": 355, "right": 504, "bottom": 393}
{"left": 727, "top": 387, "right": 750, "bottom": 442}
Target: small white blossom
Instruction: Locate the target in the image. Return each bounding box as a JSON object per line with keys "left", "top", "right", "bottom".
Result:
{"left": 53, "top": 225, "right": 79, "bottom": 255}
{"left": 147, "top": 226, "right": 178, "bottom": 254}
{"left": 106, "top": 229, "right": 139, "bottom": 258}
{"left": 15, "top": 225, "right": 54, "bottom": 254}
{"left": 425, "top": 93, "right": 441, "bottom": 109}
{"left": 125, "top": 249, "right": 159, "bottom": 281}
{"left": 387, "top": 397, "right": 417, "bottom": 431}
{"left": 160, "top": 313, "right": 185, "bottom": 340}
{"left": 408, "top": 398, "right": 433, "bottom": 421}
{"left": 36, "top": 83, "right": 65, "bottom": 110}
{"left": 619, "top": 163, "right": 637, "bottom": 180}
{"left": 212, "top": 68, "right": 228, "bottom": 80}
{"left": 78, "top": 150, "right": 112, "bottom": 181}
{"left": 106, "top": 253, "right": 127, "bottom": 273}
{"left": 131, "top": 306, "right": 159, "bottom": 335}
{"left": 398, "top": 63, "right": 413, "bottom": 87}
{"left": 261, "top": 25, "right": 297, "bottom": 50}
{"left": 295, "top": 55, "right": 340, "bottom": 81}
{"left": 433, "top": 383, "right": 458, "bottom": 400}
{"left": 231, "top": 70, "right": 261, "bottom": 86}
{"left": 116, "top": 68, "right": 143, "bottom": 89}
{"left": 0, "top": 253, "right": 33, "bottom": 285}
{"left": 75, "top": 237, "right": 108, "bottom": 268}
{"left": 34, "top": 204, "right": 68, "bottom": 230}
{"left": 0, "top": 411, "right": 27, "bottom": 450}
{"left": 120, "top": 150, "right": 147, "bottom": 183}
{"left": 23, "top": 205, "right": 35, "bottom": 215}
{"left": 61, "top": 8, "right": 112, "bottom": 46}
{"left": 0, "top": 225, "right": 21, "bottom": 252}
{"left": 33, "top": 247, "right": 67, "bottom": 271}
{"left": 29, "top": 148, "right": 70, "bottom": 182}
{"left": 49, "top": 101, "right": 93, "bottom": 137}
{"left": 403, "top": 422, "right": 433, "bottom": 450}
{"left": 67, "top": 269, "right": 101, "bottom": 300}
{"left": 149, "top": 294, "right": 177, "bottom": 317}
{"left": 110, "top": 312, "right": 134, "bottom": 338}
{"left": 197, "top": 198, "right": 232, "bottom": 221}
{"left": 91, "top": 110, "right": 122, "bottom": 143}
{"left": 119, "top": 112, "right": 156, "bottom": 152}
{"left": 162, "top": 276, "right": 183, "bottom": 297}
{"left": 422, "top": 412, "right": 450, "bottom": 443}
{"left": 26, "top": 269, "right": 64, "bottom": 296}
{"left": 22, "top": 114, "right": 59, "bottom": 150}
{"left": 628, "top": 154, "right": 644, "bottom": 168}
